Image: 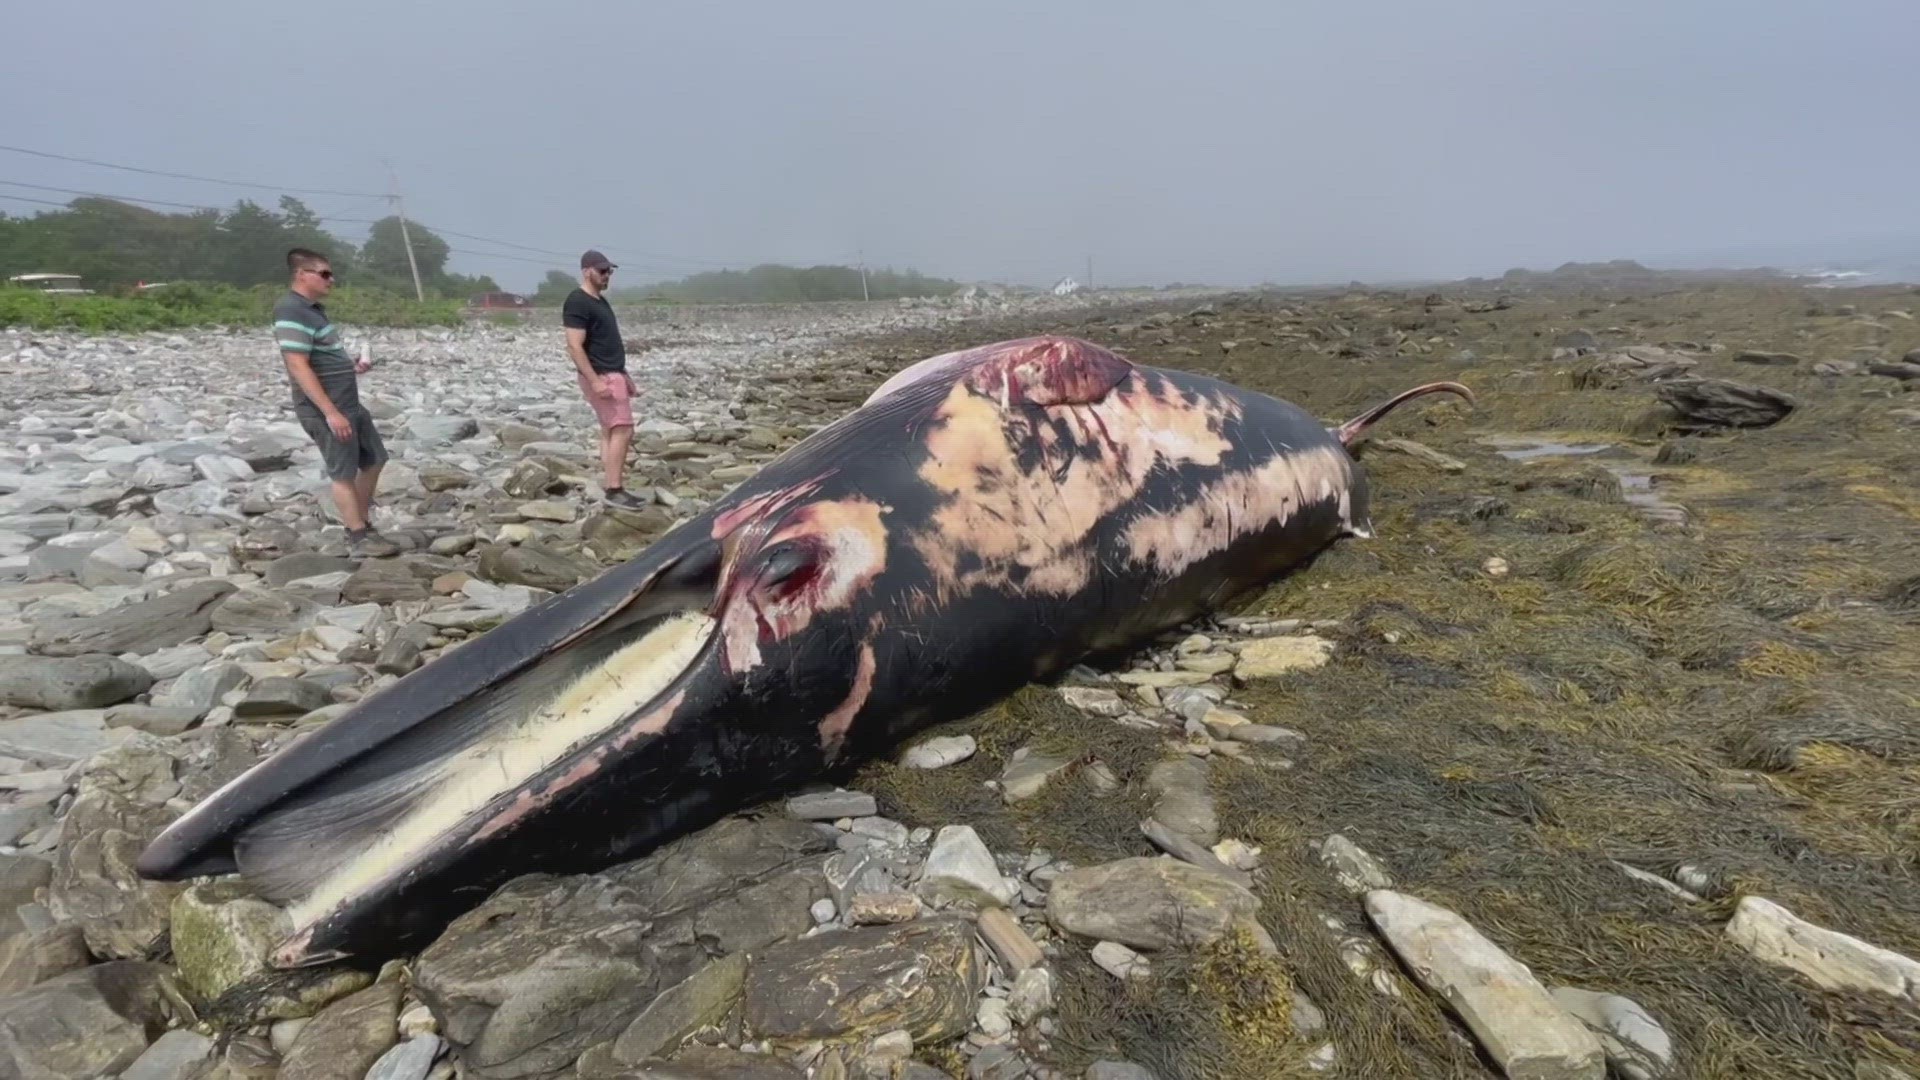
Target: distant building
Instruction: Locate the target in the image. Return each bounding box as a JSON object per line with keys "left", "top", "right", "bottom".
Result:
{"left": 1052, "top": 276, "right": 1081, "bottom": 296}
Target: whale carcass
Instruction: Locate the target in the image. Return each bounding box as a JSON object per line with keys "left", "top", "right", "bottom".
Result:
{"left": 135, "top": 333, "right": 1472, "bottom": 967}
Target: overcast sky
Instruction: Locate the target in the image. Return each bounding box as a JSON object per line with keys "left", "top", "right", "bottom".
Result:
{"left": 5, "top": 0, "right": 1915, "bottom": 291}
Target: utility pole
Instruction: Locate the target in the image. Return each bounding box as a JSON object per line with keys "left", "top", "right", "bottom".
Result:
{"left": 1086, "top": 254, "right": 1093, "bottom": 290}
{"left": 858, "top": 248, "right": 869, "bottom": 302}
{"left": 385, "top": 160, "right": 424, "bottom": 302}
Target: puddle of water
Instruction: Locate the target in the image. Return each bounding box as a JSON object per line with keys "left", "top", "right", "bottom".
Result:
{"left": 1478, "top": 434, "right": 1689, "bottom": 527}
{"left": 1477, "top": 435, "right": 1616, "bottom": 461}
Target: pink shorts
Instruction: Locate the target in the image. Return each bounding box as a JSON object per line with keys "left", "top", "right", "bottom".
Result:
{"left": 576, "top": 369, "right": 634, "bottom": 430}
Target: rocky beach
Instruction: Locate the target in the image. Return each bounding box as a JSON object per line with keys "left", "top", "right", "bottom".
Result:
{"left": 4, "top": 276, "right": 1920, "bottom": 1080}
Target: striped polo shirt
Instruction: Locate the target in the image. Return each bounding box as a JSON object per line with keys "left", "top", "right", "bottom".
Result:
{"left": 272, "top": 290, "right": 359, "bottom": 412}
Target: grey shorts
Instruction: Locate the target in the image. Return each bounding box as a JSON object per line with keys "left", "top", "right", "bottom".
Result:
{"left": 296, "top": 405, "right": 389, "bottom": 481}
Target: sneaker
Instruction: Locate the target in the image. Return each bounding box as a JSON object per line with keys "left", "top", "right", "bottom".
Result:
{"left": 347, "top": 529, "right": 404, "bottom": 557}
{"left": 604, "top": 488, "right": 648, "bottom": 509}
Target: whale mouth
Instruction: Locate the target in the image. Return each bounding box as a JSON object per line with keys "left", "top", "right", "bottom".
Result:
{"left": 135, "top": 536, "right": 733, "bottom": 967}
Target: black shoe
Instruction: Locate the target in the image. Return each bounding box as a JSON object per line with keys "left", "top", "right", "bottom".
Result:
{"left": 604, "top": 488, "right": 648, "bottom": 509}
{"left": 347, "top": 528, "right": 403, "bottom": 557}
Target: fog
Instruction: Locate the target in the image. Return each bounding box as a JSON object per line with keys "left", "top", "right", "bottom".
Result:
{"left": 7, "top": 0, "right": 1916, "bottom": 291}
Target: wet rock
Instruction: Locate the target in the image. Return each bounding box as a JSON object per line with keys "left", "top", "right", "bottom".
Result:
{"left": 1049, "top": 857, "right": 1264, "bottom": 952}
{"left": 741, "top": 917, "right": 985, "bottom": 1044}
{"left": 27, "top": 578, "right": 234, "bottom": 656}
{"left": 609, "top": 954, "right": 748, "bottom": 1064}
{"left": 1549, "top": 986, "right": 1675, "bottom": 1080}
{"left": 375, "top": 621, "right": 437, "bottom": 676}
{"left": 1145, "top": 757, "right": 1216, "bottom": 846}
{"left": 1733, "top": 350, "right": 1801, "bottom": 366}
{"left": 1233, "top": 634, "right": 1334, "bottom": 680}
{"left": 1377, "top": 437, "right": 1467, "bottom": 473}
{"left": 1138, "top": 819, "right": 1251, "bottom": 888}
{"left": 158, "top": 660, "right": 249, "bottom": 717}
{"left": 0, "top": 653, "right": 154, "bottom": 710}
{"left": 1724, "top": 895, "right": 1920, "bottom": 1004}
{"left": 277, "top": 978, "right": 403, "bottom": 1080}
{"left": 902, "top": 734, "right": 976, "bottom": 769}
{"left": 414, "top": 817, "right": 831, "bottom": 1080}
{"left": 0, "top": 960, "right": 179, "bottom": 1079}
{"left": 918, "top": 825, "right": 1018, "bottom": 908}
{"left": 1365, "top": 890, "right": 1605, "bottom": 1079}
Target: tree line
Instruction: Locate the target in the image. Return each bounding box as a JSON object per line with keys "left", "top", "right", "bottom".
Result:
{"left": 529, "top": 263, "right": 966, "bottom": 305}
{"left": 0, "top": 195, "right": 498, "bottom": 299}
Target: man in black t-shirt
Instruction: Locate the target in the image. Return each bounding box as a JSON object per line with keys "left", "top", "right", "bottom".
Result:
{"left": 562, "top": 249, "right": 645, "bottom": 508}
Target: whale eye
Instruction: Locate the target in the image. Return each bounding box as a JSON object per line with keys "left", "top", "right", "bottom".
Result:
{"left": 757, "top": 541, "right": 823, "bottom": 601}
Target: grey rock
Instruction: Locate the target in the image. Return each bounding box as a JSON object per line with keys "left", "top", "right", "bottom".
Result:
{"left": 1550, "top": 986, "right": 1675, "bottom": 1080}
{"left": 918, "top": 825, "right": 1017, "bottom": 908}
{"left": 278, "top": 979, "right": 403, "bottom": 1080}
{"left": 120, "top": 1028, "right": 216, "bottom": 1080}
{"left": 263, "top": 553, "right": 359, "bottom": 587}
{"left": 407, "top": 416, "right": 480, "bottom": 445}
{"left": 1086, "top": 1063, "right": 1159, "bottom": 1080}
{"left": 610, "top": 953, "right": 748, "bottom": 1064}
{"left": 211, "top": 586, "right": 319, "bottom": 637}
{"left": 159, "top": 660, "right": 250, "bottom": 717}
{"left": 998, "top": 746, "right": 1074, "bottom": 802}
{"left": 0, "top": 653, "right": 154, "bottom": 710}
{"left": 233, "top": 676, "right": 331, "bottom": 718}
{"left": 106, "top": 704, "right": 204, "bottom": 737}
{"left": 28, "top": 578, "right": 235, "bottom": 656}
{"left": 0, "top": 960, "right": 179, "bottom": 1079}
{"left": 0, "top": 708, "right": 122, "bottom": 766}
{"left": 741, "top": 917, "right": 986, "bottom": 1044}
{"left": 788, "top": 790, "right": 878, "bottom": 821}
{"left": 342, "top": 561, "right": 433, "bottom": 605}
{"left": 1365, "top": 890, "right": 1604, "bottom": 1080}
{"left": 364, "top": 1035, "right": 444, "bottom": 1080}
{"left": 1047, "top": 857, "right": 1265, "bottom": 951}
{"left": 1146, "top": 757, "right": 1217, "bottom": 846}
{"left": 414, "top": 816, "right": 831, "bottom": 1080}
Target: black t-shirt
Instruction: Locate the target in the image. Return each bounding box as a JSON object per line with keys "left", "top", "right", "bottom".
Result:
{"left": 562, "top": 288, "right": 627, "bottom": 373}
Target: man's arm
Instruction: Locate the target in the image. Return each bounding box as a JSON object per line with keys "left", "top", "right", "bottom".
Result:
{"left": 564, "top": 326, "right": 600, "bottom": 381}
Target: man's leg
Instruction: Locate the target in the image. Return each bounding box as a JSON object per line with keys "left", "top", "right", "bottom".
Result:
{"left": 301, "top": 407, "right": 368, "bottom": 530}
{"left": 329, "top": 478, "right": 367, "bottom": 531}
{"left": 602, "top": 424, "right": 631, "bottom": 491}
{"left": 353, "top": 463, "right": 382, "bottom": 524}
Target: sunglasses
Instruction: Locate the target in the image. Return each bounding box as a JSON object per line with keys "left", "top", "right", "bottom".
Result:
{"left": 305, "top": 268, "right": 335, "bottom": 280}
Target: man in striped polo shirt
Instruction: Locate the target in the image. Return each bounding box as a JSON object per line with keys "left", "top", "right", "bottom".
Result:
{"left": 273, "top": 248, "right": 401, "bottom": 557}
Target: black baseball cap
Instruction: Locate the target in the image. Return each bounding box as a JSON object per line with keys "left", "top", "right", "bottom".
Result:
{"left": 580, "top": 249, "right": 617, "bottom": 270}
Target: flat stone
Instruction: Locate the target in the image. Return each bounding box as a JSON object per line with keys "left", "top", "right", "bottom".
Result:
{"left": 1319, "top": 834, "right": 1393, "bottom": 892}
{"left": 28, "top": 578, "right": 235, "bottom": 656}
{"left": 1139, "top": 818, "right": 1252, "bottom": 889}
{"left": 0, "top": 654, "right": 154, "bottom": 710}
{"left": 1090, "top": 941, "right": 1150, "bottom": 981}
{"left": 364, "top": 1036, "right": 443, "bottom": 1080}
{"left": 515, "top": 500, "right": 576, "bottom": 523}
{"left": 1113, "top": 670, "right": 1213, "bottom": 688}
{"left": 1233, "top": 634, "right": 1334, "bottom": 680}
{"left": 740, "top": 917, "right": 986, "bottom": 1044}
{"left": 1724, "top": 895, "right": 1920, "bottom": 1004}
{"left": 1056, "top": 686, "right": 1126, "bottom": 717}
{"left": 1047, "top": 857, "right": 1263, "bottom": 952}
{"left": 233, "top": 676, "right": 331, "bottom": 718}
{"left": 998, "top": 746, "right": 1074, "bottom": 802}
{"left": 120, "top": 1029, "right": 216, "bottom": 1080}
{"left": 1365, "top": 890, "right": 1605, "bottom": 1080}
{"left": 901, "top": 734, "right": 976, "bottom": 769}
{"left": 976, "top": 908, "right": 1044, "bottom": 974}
{"left": 1146, "top": 757, "right": 1217, "bottom": 846}
{"left": 1549, "top": 986, "right": 1675, "bottom": 1080}
{"left": 609, "top": 953, "right": 748, "bottom": 1064}
{"left": 0, "top": 709, "right": 121, "bottom": 766}
{"left": 788, "top": 790, "right": 878, "bottom": 821}
{"left": 1086, "top": 1063, "right": 1159, "bottom": 1080}
{"left": 847, "top": 892, "right": 923, "bottom": 925}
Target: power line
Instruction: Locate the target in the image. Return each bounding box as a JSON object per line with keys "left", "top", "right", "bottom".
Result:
{"left": 0, "top": 143, "right": 386, "bottom": 199}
